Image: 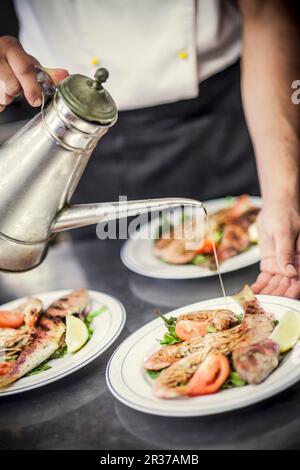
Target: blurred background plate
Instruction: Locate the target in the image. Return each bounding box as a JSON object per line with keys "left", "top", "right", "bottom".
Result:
{"left": 121, "top": 196, "right": 261, "bottom": 279}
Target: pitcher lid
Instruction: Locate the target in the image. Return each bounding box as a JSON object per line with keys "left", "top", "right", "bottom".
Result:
{"left": 58, "top": 68, "right": 117, "bottom": 126}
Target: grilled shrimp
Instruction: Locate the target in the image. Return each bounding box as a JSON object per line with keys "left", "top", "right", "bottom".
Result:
{"left": 177, "top": 309, "right": 239, "bottom": 331}
{"left": 145, "top": 317, "right": 246, "bottom": 371}
{"left": 0, "top": 298, "right": 42, "bottom": 360}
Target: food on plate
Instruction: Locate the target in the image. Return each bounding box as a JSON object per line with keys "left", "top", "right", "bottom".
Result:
{"left": 145, "top": 285, "right": 299, "bottom": 399}
{"left": 153, "top": 195, "right": 260, "bottom": 269}
{"left": 0, "top": 289, "right": 105, "bottom": 388}
{"left": 232, "top": 339, "right": 280, "bottom": 385}
{"left": 144, "top": 309, "right": 243, "bottom": 371}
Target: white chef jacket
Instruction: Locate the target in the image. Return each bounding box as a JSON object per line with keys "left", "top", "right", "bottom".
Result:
{"left": 13, "top": 0, "right": 242, "bottom": 111}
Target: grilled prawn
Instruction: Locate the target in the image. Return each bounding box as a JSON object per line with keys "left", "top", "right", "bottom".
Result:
{"left": 145, "top": 309, "right": 240, "bottom": 371}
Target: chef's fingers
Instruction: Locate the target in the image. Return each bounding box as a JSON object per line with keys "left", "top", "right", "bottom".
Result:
{"left": 43, "top": 68, "right": 69, "bottom": 86}
{"left": 5, "top": 38, "right": 42, "bottom": 107}
{"left": 259, "top": 274, "right": 281, "bottom": 295}
{"left": 284, "top": 278, "right": 300, "bottom": 299}
{"left": 0, "top": 60, "right": 21, "bottom": 105}
{"left": 274, "top": 227, "right": 297, "bottom": 277}
{"left": 270, "top": 276, "right": 292, "bottom": 297}
{"left": 252, "top": 272, "right": 272, "bottom": 293}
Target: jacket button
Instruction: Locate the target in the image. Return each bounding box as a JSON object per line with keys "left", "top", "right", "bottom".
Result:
{"left": 178, "top": 50, "right": 188, "bottom": 60}
{"left": 91, "top": 57, "right": 100, "bottom": 66}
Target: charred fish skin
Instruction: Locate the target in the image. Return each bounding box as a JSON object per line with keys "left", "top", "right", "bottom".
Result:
{"left": 233, "top": 339, "right": 280, "bottom": 385}
{"left": 45, "top": 288, "right": 90, "bottom": 319}
{"left": 0, "top": 317, "right": 65, "bottom": 388}
{"left": 0, "top": 289, "right": 90, "bottom": 389}
{"left": 0, "top": 297, "right": 43, "bottom": 360}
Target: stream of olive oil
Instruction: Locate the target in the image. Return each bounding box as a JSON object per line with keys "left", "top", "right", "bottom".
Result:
{"left": 203, "top": 205, "right": 228, "bottom": 309}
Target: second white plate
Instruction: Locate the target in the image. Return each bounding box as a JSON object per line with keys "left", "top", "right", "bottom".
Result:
{"left": 107, "top": 294, "right": 300, "bottom": 417}
{"left": 121, "top": 197, "right": 261, "bottom": 279}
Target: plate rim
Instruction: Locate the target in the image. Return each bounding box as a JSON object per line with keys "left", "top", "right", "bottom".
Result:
{"left": 121, "top": 196, "right": 262, "bottom": 279}
{"left": 0, "top": 289, "right": 126, "bottom": 397}
{"left": 106, "top": 294, "right": 300, "bottom": 417}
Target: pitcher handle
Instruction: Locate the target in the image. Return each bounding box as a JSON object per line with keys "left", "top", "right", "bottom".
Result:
{"left": 35, "top": 66, "right": 57, "bottom": 104}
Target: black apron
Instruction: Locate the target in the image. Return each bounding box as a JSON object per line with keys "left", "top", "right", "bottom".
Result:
{"left": 72, "top": 61, "right": 259, "bottom": 239}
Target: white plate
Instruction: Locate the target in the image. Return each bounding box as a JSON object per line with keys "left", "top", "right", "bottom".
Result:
{"left": 0, "top": 290, "right": 126, "bottom": 397}
{"left": 121, "top": 197, "right": 261, "bottom": 279}
{"left": 107, "top": 295, "right": 300, "bottom": 417}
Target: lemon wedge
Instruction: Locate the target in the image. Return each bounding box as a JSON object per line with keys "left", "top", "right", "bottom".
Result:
{"left": 270, "top": 311, "right": 300, "bottom": 353}
{"left": 65, "top": 315, "right": 89, "bottom": 353}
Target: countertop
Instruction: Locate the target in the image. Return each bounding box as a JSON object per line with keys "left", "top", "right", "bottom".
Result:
{"left": 0, "top": 237, "right": 300, "bottom": 450}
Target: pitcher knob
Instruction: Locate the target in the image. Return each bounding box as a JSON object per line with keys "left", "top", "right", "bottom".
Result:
{"left": 93, "top": 68, "right": 109, "bottom": 90}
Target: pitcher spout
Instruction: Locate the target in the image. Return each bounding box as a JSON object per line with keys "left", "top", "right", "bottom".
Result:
{"left": 52, "top": 198, "right": 204, "bottom": 232}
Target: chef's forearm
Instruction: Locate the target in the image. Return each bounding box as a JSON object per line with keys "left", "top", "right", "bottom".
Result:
{"left": 239, "top": 0, "right": 300, "bottom": 206}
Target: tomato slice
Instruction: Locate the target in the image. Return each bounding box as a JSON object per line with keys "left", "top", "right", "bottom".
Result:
{"left": 196, "top": 239, "right": 215, "bottom": 255}
{"left": 0, "top": 310, "right": 24, "bottom": 329}
{"left": 0, "top": 362, "right": 14, "bottom": 376}
{"left": 186, "top": 354, "right": 230, "bottom": 396}
{"left": 175, "top": 320, "right": 210, "bottom": 341}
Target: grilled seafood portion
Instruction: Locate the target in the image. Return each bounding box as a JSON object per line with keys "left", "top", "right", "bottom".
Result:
{"left": 153, "top": 323, "right": 246, "bottom": 398}
{"left": 177, "top": 310, "right": 239, "bottom": 331}
{"left": 232, "top": 285, "right": 275, "bottom": 347}
{"left": 233, "top": 339, "right": 280, "bottom": 385}
{"left": 0, "top": 298, "right": 43, "bottom": 360}
{"left": 149, "top": 285, "right": 283, "bottom": 399}
{"left": 46, "top": 288, "right": 89, "bottom": 319}
{"left": 0, "top": 317, "right": 66, "bottom": 388}
{"left": 153, "top": 195, "right": 260, "bottom": 268}
{"left": 144, "top": 309, "right": 241, "bottom": 371}
{"left": 232, "top": 285, "right": 278, "bottom": 382}
{"left": 0, "top": 289, "right": 90, "bottom": 388}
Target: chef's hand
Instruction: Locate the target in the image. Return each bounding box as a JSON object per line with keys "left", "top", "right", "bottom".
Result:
{"left": 252, "top": 201, "right": 300, "bottom": 298}
{"left": 0, "top": 35, "right": 68, "bottom": 112}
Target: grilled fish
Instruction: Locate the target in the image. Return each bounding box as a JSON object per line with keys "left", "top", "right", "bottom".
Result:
{"left": 0, "top": 289, "right": 90, "bottom": 388}
{"left": 46, "top": 288, "right": 89, "bottom": 319}
{"left": 0, "top": 298, "right": 43, "bottom": 359}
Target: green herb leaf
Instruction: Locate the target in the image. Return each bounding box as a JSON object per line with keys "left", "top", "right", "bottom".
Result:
{"left": 222, "top": 371, "right": 246, "bottom": 389}
{"left": 207, "top": 326, "right": 216, "bottom": 334}
{"left": 154, "top": 310, "right": 182, "bottom": 345}
{"left": 146, "top": 369, "right": 162, "bottom": 380}
{"left": 6, "top": 354, "right": 18, "bottom": 362}
{"left": 49, "top": 345, "right": 67, "bottom": 360}
{"left": 85, "top": 306, "right": 107, "bottom": 324}
{"left": 226, "top": 195, "right": 234, "bottom": 204}
{"left": 26, "top": 362, "right": 52, "bottom": 377}
{"left": 192, "top": 254, "right": 209, "bottom": 265}
{"left": 214, "top": 230, "right": 223, "bottom": 244}
{"left": 85, "top": 306, "right": 107, "bottom": 340}
{"left": 236, "top": 313, "right": 244, "bottom": 322}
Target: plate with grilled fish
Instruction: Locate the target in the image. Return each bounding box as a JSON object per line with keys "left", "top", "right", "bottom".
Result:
{"left": 107, "top": 286, "right": 300, "bottom": 417}
{"left": 0, "top": 289, "right": 126, "bottom": 396}
{"left": 121, "top": 195, "right": 261, "bottom": 279}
